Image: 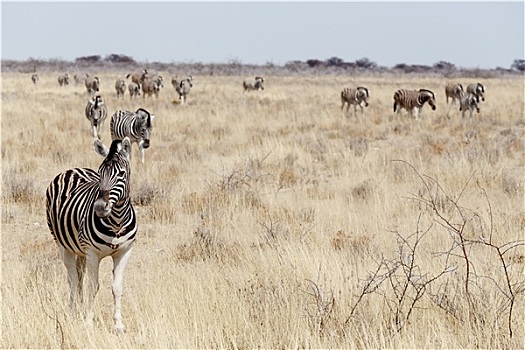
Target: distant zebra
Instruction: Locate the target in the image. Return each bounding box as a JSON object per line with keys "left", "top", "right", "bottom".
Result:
{"left": 31, "top": 74, "right": 39, "bottom": 84}
{"left": 466, "top": 83, "right": 485, "bottom": 102}
{"left": 393, "top": 89, "right": 436, "bottom": 120}
{"left": 110, "top": 108, "right": 155, "bottom": 163}
{"left": 128, "top": 82, "right": 141, "bottom": 99}
{"left": 115, "top": 79, "right": 126, "bottom": 98}
{"left": 173, "top": 77, "right": 193, "bottom": 104}
{"left": 58, "top": 74, "right": 70, "bottom": 86}
{"left": 126, "top": 70, "right": 148, "bottom": 87}
{"left": 46, "top": 137, "right": 136, "bottom": 333}
{"left": 341, "top": 86, "right": 370, "bottom": 117}
{"left": 141, "top": 78, "right": 161, "bottom": 99}
{"left": 74, "top": 74, "right": 86, "bottom": 85}
{"left": 445, "top": 83, "right": 464, "bottom": 105}
{"left": 85, "top": 95, "right": 108, "bottom": 139}
{"left": 243, "top": 76, "right": 264, "bottom": 92}
{"left": 85, "top": 76, "right": 100, "bottom": 95}
{"left": 459, "top": 93, "right": 481, "bottom": 118}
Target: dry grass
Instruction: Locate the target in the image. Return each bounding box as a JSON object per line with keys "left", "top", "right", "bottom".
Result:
{"left": 2, "top": 71, "right": 524, "bottom": 348}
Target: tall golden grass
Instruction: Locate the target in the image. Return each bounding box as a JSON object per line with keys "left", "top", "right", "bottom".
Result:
{"left": 2, "top": 71, "right": 524, "bottom": 348}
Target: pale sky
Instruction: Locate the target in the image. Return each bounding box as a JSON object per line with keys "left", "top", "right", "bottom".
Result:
{"left": 1, "top": 2, "right": 524, "bottom": 69}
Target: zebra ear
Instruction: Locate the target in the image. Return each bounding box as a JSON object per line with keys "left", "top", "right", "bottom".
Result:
{"left": 93, "top": 138, "right": 109, "bottom": 157}
{"left": 121, "top": 137, "right": 132, "bottom": 158}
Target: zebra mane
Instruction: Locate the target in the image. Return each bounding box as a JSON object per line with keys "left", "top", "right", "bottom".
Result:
{"left": 357, "top": 86, "right": 369, "bottom": 96}
{"left": 136, "top": 108, "right": 152, "bottom": 127}
{"left": 419, "top": 89, "right": 435, "bottom": 99}
{"left": 106, "top": 139, "right": 123, "bottom": 160}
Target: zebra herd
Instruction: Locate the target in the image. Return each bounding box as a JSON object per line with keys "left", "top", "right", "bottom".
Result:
{"left": 341, "top": 82, "right": 486, "bottom": 119}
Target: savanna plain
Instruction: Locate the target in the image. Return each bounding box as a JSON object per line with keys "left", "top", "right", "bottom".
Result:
{"left": 1, "top": 70, "right": 524, "bottom": 349}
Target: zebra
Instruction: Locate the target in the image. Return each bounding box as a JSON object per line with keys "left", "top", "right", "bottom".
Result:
{"left": 126, "top": 70, "right": 148, "bottom": 87}
{"left": 58, "top": 73, "right": 70, "bottom": 86}
{"left": 115, "top": 79, "right": 127, "bottom": 98}
{"left": 341, "top": 86, "right": 370, "bottom": 117}
{"left": 85, "top": 76, "right": 100, "bottom": 95}
{"left": 85, "top": 95, "right": 108, "bottom": 139}
{"left": 31, "top": 74, "right": 39, "bottom": 84}
{"left": 110, "top": 108, "right": 155, "bottom": 163}
{"left": 46, "top": 137, "right": 136, "bottom": 333}
{"left": 141, "top": 78, "right": 161, "bottom": 99}
{"left": 243, "top": 76, "right": 264, "bottom": 92}
{"left": 174, "top": 77, "right": 193, "bottom": 104}
{"left": 466, "top": 83, "right": 485, "bottom": 102}
{"left": 459, "top": 93, "right": 481, "bottom": 118}
{"left": 393, "top": 89, "right": 436, "bottom": 120}
{"left": 128, "top": 82, "right": 141, "bottom": 99}
{"left": 445, "top": 83, "right": 464, "bottom": 105}
{"left": 74, "top": 74, "right": 86, "bottom": 85}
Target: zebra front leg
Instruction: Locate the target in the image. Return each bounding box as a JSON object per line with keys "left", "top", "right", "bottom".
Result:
{"left": 138, "top": 140, "right": 145, "bottom": 164}
{"left": 85, "top": 252, "right": 101, "bottom": 327}
{"left": 112, "top": 246, "right": 133, "bottom": 333}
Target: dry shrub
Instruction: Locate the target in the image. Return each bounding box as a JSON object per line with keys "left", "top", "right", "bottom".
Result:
{"left": 279, "top": 168, "right": 298, "bottom": 188}
{"left": 134, "top": 182, "right": 159, "bottom": 206}
{"left": 176, "top": 226, "right": 240, "bottom": 263}
{"left": 331, "top": 230, "right": 371, "bottom": 253}
{"left": 346, "top": 137, "right": 369, "bottom": 157}
{"left": 350, "top": 180, "right": 374, "bottom": 202}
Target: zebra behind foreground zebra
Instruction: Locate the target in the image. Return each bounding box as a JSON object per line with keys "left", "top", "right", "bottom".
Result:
{"left": 85, "top": 95, "right": 108, "bottom": 139}
{"left": 110, "top": 108, "right": 155, "bottom": 163}
{"left": 445, "top": 83, "right": 464, "bottom": 105}
{"left": 459, "top": 93, "right": 481, "bottom": 118}
{"left": 341, "top": 86, "right": 370, "bottom": 117}
{"left": 393, "top": 89, "right": 436, "bottom": 120}
{"left": 466, "top": 83, "right": 485, "bottom": 102}
{"left": 46, "top": 137, "right": 136, "bottom": 333}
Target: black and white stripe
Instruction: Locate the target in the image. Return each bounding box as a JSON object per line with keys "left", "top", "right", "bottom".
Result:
{"left": 459, "top": 92, "right": 481, "bottom": 118}
{"left": 445, "top": 83, "right": 463, "bottom": 105}
{"left": 341, "top": 86, "right": 370, "bottom": 117}
{"left": 393, "top": 89, "right": 436, "bottom": 119}
{"left": 85, "top": 95, "right": 108, "bottom": 139}
{"left": 110, "top": 108, "right": 155, "bottom": 163}
{"left": 31, "top": 74, "right": 39, "bottom": 84}
{"left": 243, "top": 76, "right": 264, "bottom": 92}
{"left": 46, "top": 137, "right": 136, "bottom": 333}
{"left": 466, "top": 83, "right": 485, "bottom": 102}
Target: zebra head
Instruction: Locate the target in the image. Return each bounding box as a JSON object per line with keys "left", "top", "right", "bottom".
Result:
{"left": 476, "top": 83, "right": 485, "bottom": 101}
{"left": 135, "top": 108, "right": 154, "bottom": 149}
{"left": 419, "top": 89, "right": 437, "bottom": 110}
{"left": 356, "top": 87, "right": 370, "bottom": 106}
{"left": 94, "top": 137, "right": 132, "bottom": 218}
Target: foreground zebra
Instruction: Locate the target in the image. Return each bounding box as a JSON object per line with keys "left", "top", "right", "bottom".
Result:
{"left": 341, "top": 86, "right": 370, "bottom": 117}
{"left": 393, "top": 89, "right": 436, "bottom": 120}
{"left": 243, "top": 76, "right": 264, "bottom": 92}
{"left": 459, "top": 93, "right": 481, "bottom": 118}
{"left": 85, "top": 95, "right": 108, "bottom": 139}
{"left": 466, "top": 83, "right": 485, "bottom": 102}
{"left": 46, "top": 137, "right": 136, "bottom": 333}
{"left": 445, "top": 83, "right": 463, "bottom": 105}
{"left": 110, "top": 108, "right": 155, "bottom": 163}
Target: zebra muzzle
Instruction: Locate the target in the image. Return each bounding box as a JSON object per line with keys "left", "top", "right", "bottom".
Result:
{"left": 94, "top": 194, "right": 112, "bottom": 218}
